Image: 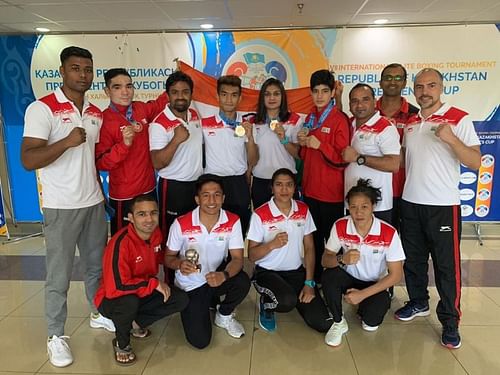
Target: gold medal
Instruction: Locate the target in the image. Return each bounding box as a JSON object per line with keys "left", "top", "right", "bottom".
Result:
{"left": 234, "top": 125, "right": 246, "bottom": 137}
{"left": 300, "top": 127, "right": 310, "bottom": 136}
{"left": 270, "top": 120, "right": 279, "bottom": 131}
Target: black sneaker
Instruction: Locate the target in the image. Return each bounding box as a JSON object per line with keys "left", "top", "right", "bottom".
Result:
{"left": 394, "top": 300, "right": 430, "bottom": 321}
{"left": 441, "top": 327, "right": 461, "bottom": 349}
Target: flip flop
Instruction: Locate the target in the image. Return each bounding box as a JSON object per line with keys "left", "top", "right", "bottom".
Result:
{"left": 131, "top": 327, "right": 152, "bottom": 339}
{"left": 112, "top": 338, "right": 137, "bottom": 366}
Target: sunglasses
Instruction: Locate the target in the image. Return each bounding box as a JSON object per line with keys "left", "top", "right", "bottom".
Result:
{"left": 381, "top": 75, "right": 405, "bottom": 82}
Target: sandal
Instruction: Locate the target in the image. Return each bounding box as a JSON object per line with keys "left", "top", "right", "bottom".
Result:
{"left": 131, "top": 327, "right": 151, "bottom": 339}
{"left": 112, "top": 338, "right": 136, "bottom": 366}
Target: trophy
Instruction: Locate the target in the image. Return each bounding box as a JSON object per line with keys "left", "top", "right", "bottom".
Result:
{"left": 185, "top": 248, "right": 202, "bottom": 272}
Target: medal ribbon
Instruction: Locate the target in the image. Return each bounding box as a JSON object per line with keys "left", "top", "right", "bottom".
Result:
{"left": 304, "top": 99, "right": 335, "bottom": 130}
{"left": 219, "top": 111, "right": 239, "bottom": 128}
{"left": 109, "top": 102, "right": 134, "bottom": 125}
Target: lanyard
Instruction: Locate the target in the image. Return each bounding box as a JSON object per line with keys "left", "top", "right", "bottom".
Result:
{"left": 109, "top": 102, "right": 134, "bottom": 124}
{"left": 304, "top": 99, "right": 334, "bottom": 130}
{"left": 219, "top": 111, "right": 239, "bottom": 128}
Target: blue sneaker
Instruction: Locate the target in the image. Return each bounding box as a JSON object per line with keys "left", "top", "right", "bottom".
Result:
{"left": 259, "top": 301, "right": 276, "bottom": 332}
{"left": 394, "top": 301, "right": 430, "bottom": 321}
{"left": 441, "top": 327, "right": 461, "bottom": 349}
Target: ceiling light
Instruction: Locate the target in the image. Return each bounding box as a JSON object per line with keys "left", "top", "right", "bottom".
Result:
{"left": 35, "top": 27, "right": 51, "bottom": 32}
{"left": 200, "top": 24, "right": 213, "bottom": 29}
{"left": 373, "top": 19, "right": 388, "bottom": 25}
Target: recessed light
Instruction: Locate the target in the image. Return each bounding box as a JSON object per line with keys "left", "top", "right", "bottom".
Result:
{"left": 35, "top": 27, "right": 51, "bottom": 32}
{"left": 200, "top": 23, "right": 214, "bottom": 29}
{"left": 373, "top": 19, "right": 388, "bottom": 25}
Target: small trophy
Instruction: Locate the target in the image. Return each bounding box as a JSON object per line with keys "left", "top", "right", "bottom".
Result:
{"left": 185, "top": 248, "right": 202, "bottom": 272}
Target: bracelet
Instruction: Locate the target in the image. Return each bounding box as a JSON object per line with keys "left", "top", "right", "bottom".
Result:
{"left": 280, "top": 136, "right": 289, "bottom": 145}
{"left": 304, "top": 279, "right": 316, "bottom": 288}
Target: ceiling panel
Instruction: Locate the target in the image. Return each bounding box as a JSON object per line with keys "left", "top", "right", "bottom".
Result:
{"left": 156, "top": 1, "right": 228, "bottom": 19}
{"left": 0, "top": 5, "right": 47, "bottom": 23}
{"left": 21, "top": 4, "right": 104, "bottom": 21}
{"left": 361, "top": 0, "right": 435, "bottom": 13}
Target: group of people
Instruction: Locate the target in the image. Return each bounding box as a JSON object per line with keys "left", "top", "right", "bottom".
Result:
{"left": 20, "top": 45, "right": 480, "bottom": 367}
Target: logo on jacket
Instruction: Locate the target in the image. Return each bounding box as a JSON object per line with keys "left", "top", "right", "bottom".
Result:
{"left": 154, "top": 245, "right": 162, "bottom": 253}
{"left": 439, "top": 226, "right": 452, "bottom": 232}
{"left": 135, "top": 256, "right": 143, "bottom": 263}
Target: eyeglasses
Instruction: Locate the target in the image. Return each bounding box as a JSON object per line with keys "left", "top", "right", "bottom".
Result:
{"left": 381, "top": 75, "right": 405, "bottom": 82}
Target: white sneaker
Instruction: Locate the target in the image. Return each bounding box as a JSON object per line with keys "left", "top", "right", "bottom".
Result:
{"left": 361, "top": 321, "right": 379, "bottom": 332}
{"left": 325, "top": 318, "right": 348, "bottom": 347}
{"left": 47, "top": 335, "right": 73, "bottom": 367}
{"left": 90, "top": 312, "right": 116, "bottom": 332}
{"left": 214, "top": 311, "right": 245, "bottom": 338}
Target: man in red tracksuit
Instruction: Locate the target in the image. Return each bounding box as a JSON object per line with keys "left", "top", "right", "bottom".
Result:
{"left": 96, "top": 68, "right": 167, "bottom": 234}
{"left": 298, "top": 69, "right": 350, "bottom": 283}
{"left": 94, "top": 194, "right": 188, "bottom": 365}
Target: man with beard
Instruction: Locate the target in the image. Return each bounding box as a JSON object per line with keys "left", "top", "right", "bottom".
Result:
{"left": 149, "top": 71, "right": 203, "bottom": 240}
{"left": 394, "top": 68, "right": 481, "bottom": 349}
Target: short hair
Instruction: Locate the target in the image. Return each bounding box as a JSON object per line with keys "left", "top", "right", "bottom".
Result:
{"left": 195, "top": 174, "right": 224, "bottom": 195}
{"left": 217, "top": 75, "right": 242, "bottom": 94}
{"left": 271, "top": 168, "right": 296, "bottom": 186}
{"left": 310, "top": 69, "right": 335, "bottom": 90}
{"left": 104, "top": 68, "right": 131, "bottom": 87}
{"left": 381, "top": 63, "right": 408, "bottom": 80}
{"left": 165, "top": 71, "right": 194, "bottom": 93}
{"left": 255, "top": 78, "right": 290, "bottom": 124}
{"left": 349, "top": 83, "right": 375, "bottom": 100}
{"left": 60, "top": 46, "right": 92, "bottom": 65}
{"left": 415, "top": 68, "right": 444, "bottom": 83}
{"left": 129, "top": 193, "right": 158, "bottom": 213}
{"left": 346, "top": 179, "right": 382, "bottom": 205}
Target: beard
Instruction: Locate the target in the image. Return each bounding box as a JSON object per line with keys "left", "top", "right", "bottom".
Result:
{"left": 171, "top": 99, "right": 190, "bottom": 113}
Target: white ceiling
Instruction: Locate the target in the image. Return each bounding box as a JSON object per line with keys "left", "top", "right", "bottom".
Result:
{"left": 0, "top": 0, "right": 499, "bottom": 34}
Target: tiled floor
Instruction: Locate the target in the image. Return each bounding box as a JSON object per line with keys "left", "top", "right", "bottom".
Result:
{"left": 1, "top": 237, "right": 500, "bottom": 374}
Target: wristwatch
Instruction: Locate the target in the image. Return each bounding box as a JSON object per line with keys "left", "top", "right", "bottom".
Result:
{"left": 304, "top": 279, "right": 316, "bottom": 288}
{"left": 280, "top": 136, "right": 289, "bottom": 145}
{"left": 337, "top": 254, "right": 345, "bottom": 266}
{"left": 356, "top": 155, "right": 366, "bottom": 166}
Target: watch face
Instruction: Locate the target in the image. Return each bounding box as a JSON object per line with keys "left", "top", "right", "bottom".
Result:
{"left": 357, "top": 156, "right": 366, "bottom": 165}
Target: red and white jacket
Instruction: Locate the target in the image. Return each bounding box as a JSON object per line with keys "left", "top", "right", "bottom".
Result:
{"left": 299, "top": 106, "right": 351, "bottom": 203}
{"left": 94, "top": 224, "right": 164, "bottom": 307}
{"left": 95, "top": 93, "right": 167, "bottom": 200}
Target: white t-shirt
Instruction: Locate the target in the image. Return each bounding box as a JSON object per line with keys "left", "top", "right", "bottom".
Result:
{"left": 201, "top": 113, "right": 248, "bottom": 176}
{"left": 345, "top": 112, "right": 401, "bottom": 211}
{"left": 149, "top": 106, "right": 203, "bottom": 181}
{"left": 252, "top": 112, "right": 303, "bottom": 179}
{"left": 402, "top": 103, "right": 480, "bottom": 205}
{"left": 325, "top": 216, "right": 405, "bottom": 282}
{"left": 23, "top": 88, "right": 104, "bottom": 209}
{"left": 167, "top": 207, "right": 244, "bottom": 292}
{"left": 247, "top": 198, "right": 316, "bottom": 271}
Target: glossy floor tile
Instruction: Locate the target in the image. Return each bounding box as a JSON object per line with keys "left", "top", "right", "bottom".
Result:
{"left": 2, "top": 237, "right": 500, "bottom": 374}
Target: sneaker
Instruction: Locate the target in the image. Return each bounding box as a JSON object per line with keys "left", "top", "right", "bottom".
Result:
{"left": 325, "top": 318, "right": 348, "bottom": 347}
{"left": 441, "top": 327, "right": 461, "bottom": 349}
{"left": 258, "top": 301, "right": 276, "bottom": 332}
{"left": 47, "top": 335, "right": 73, "bottom": 367}
{"left": 214, "top": 310, "right": 245, "bottom": 338}
{"left": 394, "top": 301, "right": 430, "bottom": 321}
{"left": 90, "top": 312, "right": 116, "bottom": 332}
{"left": 361, "top": 321, "right": 379, "bottom": 332}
